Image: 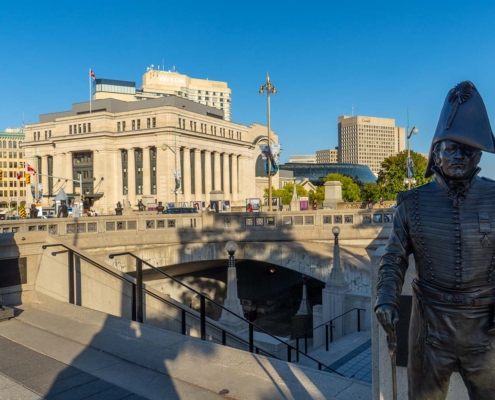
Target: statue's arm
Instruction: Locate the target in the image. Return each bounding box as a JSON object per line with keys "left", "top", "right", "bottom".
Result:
{"left": 375, "top": 202, "right": 412, "bottom": 331}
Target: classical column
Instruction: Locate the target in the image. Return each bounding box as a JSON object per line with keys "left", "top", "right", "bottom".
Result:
{"left": 182, "top": 148, "right": 191, "bottom": 203}
{"left": 156, "top": 144, "right": 169, "bottom": 203}
{"left": 142, "top": 147, "right": 151, "bottom": 196}
{"left": 194, "top": 149, "right": 202, "bottom": 200}
{"left": 63, "top": 152, "right": 74, "bottom": 195}
{"left": 204, "top": 150, "right": 212, "bottom": 203}
{"left": 222, "top": 153, "right": 230, "bottom": 199}
{"left": 213, "top": 151, "right": 221, "bottom": 191}
{"left": 231, "top": 155, "right": 238, "bottom": 202}
{"left": 41, "top": 155, "right": 49, "bottom": 206}
{"left": 127, "top": 148, "right": 136, "bottom": 207}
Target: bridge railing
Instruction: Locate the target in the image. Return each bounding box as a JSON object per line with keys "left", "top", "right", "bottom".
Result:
{"left": 2, "top": 209, "right": 395, "bottom": 236}
{"left": 41, "top": 243, "right": 343, "bottom": 375}
{"left": 289, "top": 308, "right": 366, "bottom": 360}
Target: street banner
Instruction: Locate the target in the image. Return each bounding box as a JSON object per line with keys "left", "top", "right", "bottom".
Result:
{"left": 30, "top": 183, "right": 36, "bottom": 200}
{"left": 38, "top": 183, "right": 43, "bottom": 200}
{"left": 172, "top": 169, "right": 181, "bottom": 190}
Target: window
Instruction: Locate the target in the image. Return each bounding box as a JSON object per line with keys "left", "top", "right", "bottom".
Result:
{"left": 190, "top": 121, "right": 193, "bottom": 130}
{"left": 194, "top": 122, "right": 197, "bottom": 131}
{"left": 147, "top": 118, "right": 151, "bottom": 128}
{"left": 132, "top": 120, "right": 135, "bottom": 130}
{"left": 137, "top": 119, "right": 140, "bottom": 130}
{"left": 69, "top": 125, "right": 72, "bottom": 134}
{"left": 122, "top": 121, "right": 126, "bottom": 131}
{"left": 88, "top": 123, "right": 91, "bottom": 133}
{"left": 83, "top": 124, "right": 86, "bottom": 133}
{"left": 78, "top": 124, "right": 81, "bottom": 134}
{"left": 117, "top": 122, "right": 121, "bottom": 132}
{"left": 152, "top": 117, "right": 156, "bottom": 128}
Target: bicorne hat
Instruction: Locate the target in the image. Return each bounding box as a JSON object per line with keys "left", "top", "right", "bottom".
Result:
{"left": 425, "top": 81, "right": 495, "bottom": 177}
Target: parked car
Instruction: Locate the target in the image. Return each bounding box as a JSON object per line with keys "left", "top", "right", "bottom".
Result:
{"left": 163, "top": 207, "right": 199, "bottom": 214}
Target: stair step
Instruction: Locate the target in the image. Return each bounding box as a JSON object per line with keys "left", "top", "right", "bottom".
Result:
{"left": 0, "top": 296, "right": 371, "bottom": 399}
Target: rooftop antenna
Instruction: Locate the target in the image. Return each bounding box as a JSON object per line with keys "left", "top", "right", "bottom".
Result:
{"left": 162, "top": 58, "right": 164, "bottom": 71}
{"left": 351, "top": 104, "right": 354, "bottom": 116}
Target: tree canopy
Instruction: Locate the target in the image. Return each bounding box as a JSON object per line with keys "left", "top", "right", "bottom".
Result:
{"left": 264, "top": 183, "right": 307, "bottom": 205}
{"left": 376, "top": 150, "right": 433, "bottom": 200}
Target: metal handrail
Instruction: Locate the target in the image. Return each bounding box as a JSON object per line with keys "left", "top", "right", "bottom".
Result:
{"left": 43, "top": 243, "right": 277, "bottom": 358}
{"left": 289, "top": 307, "right": 366, "bottom": 358}
{"left": 108, "top": 251, "right": 343, "bottom": 375}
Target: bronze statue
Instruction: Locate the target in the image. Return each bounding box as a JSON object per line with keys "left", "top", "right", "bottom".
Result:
{"left": 115, "top": 201, "right": 123, "bottom": 216}
{"left": 156, "top": 201, "right": 164, "bottom": 214}
{"left": 57, "top": 200, "right": 68, "bottom": 218}
{"left": 29, "top": 204, "right": 38, "bottom": 219}
{"left": 376, "top": 81, "right": 495, "bottom": 399}
{"left": 138, "top": 199, "right": 145, "bottom": 212}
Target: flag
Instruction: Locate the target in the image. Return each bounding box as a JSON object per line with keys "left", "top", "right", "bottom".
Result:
{"left": 27, "top": 164, "right": 37, "bottom": 175}
{"left": 15, "top": 171, "right": 22, "bottom": 180}
{"left": 90, "top": 69, "right": 96, "bottom": 81}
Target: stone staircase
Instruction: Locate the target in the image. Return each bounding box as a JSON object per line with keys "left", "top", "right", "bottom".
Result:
{"left": 0, "top": 294, "right": 371, "bottom": 399}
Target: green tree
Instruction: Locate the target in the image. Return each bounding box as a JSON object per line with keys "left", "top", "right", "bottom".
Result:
{"left": 309, "top": 186, "right": 325, "bottom": 205}
{"left": 323, "top": 173, "right": 362, "bottom": 202}
{"left": 264, "top": 183, "right": 307, "bottom": 205}
{"left": 361, "top": 182, "right": 383, "bottom": 202}
{"left": 377, "top": 150, "right": 433, "bottom": 200}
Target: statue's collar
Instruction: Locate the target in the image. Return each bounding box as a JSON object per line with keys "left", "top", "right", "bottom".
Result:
{"left": 432, "top": 165, "right": 481, "bottom": 205}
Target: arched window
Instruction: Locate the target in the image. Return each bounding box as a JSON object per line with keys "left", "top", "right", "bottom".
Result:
{"left": 8, "top": 141, "right": 12, "bottom": 149}
{"left": 13, "top": 141, "right": 17, "bottom": 149}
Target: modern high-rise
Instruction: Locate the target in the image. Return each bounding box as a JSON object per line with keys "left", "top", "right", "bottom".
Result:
{"left": 316, "top": 148, "right": 338, "bottom": 164}
{"left": 94, "top": 67, "right": 232, "bottom": 121}
{"left": 338, "top": 116, "right": 405, "bottom": 175}
{"left": 0, "top": 128, "right": 26, "bottom": 208}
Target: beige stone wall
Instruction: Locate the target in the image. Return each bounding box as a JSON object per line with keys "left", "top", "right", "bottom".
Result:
{"left": 23, "top": 103, "right": 279, "bottom": 214}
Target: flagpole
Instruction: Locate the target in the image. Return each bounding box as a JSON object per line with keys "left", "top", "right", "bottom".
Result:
{"left": 89, "top": 68, "right": 92, "bottom": 113}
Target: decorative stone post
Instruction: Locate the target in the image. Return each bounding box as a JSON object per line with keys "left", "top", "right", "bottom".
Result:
{"left": 322, "top": 226, "right": 350, "bottom": 341}
{"left": 219, "top": 241, "right": 247, "bottom": 332}
{"left": 322, "top": 181, "right": 343, "bottom": 209}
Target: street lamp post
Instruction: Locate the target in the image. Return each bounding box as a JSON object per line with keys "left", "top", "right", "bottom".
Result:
{"left": 259, "top": 75, "right": 277, "bottom": 211}
{"left": 405, "top": 125, "right": 419, "bottom": 190}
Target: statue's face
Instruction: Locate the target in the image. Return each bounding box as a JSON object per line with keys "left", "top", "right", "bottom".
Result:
{"left": 434, "top": 140, "right": 482, "bottom": 180}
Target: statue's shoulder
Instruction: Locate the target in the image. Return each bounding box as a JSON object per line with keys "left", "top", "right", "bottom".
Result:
{"left": 396, "top": 182, "right": 435, "bottom": 205}
{"left": 396, "top": 189, "right": 414, "bottom": 206}
{"left": 481, "top": 176, "right": 495, "bottom": 185}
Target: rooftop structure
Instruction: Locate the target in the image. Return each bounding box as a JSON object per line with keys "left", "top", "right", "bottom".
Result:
{"left": 94, "top": 67, "right": 232, "bottom": 120}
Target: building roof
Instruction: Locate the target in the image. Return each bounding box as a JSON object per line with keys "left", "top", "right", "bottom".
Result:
{"left": 280, "top": 163, "right": 376, "bottom": 184}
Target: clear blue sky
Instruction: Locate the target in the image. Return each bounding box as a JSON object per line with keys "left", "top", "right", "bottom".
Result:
{"left": 2, "top": 1, "right": 495, "bottom": 177}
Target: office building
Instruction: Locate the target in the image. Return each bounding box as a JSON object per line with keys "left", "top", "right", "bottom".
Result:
{"left": 94, "top": 67, "right": 232, "bottom": 121}
{"left": 338, "top": 116, "right": 405, "bottom": 174}
{"left": 316, "top": 148, "right": 338, "bottom": 164}
{"left": 288, "top": 154, "right": 316, "bottom": 164}
{"left": 22, "top": 95, "right": 277, "bottom": 214}
{"left": 0, "top": 129, "right": 26, "bottom": 208}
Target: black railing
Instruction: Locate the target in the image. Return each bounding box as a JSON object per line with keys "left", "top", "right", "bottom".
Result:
{"left": 290, "top": 308, "right": 366, "bottom": 361}
{"left": 41, "top": 244, "right": 343, "bottom": 375}
{"left": 109, "top": 251, "right": 343, "bottom": 374}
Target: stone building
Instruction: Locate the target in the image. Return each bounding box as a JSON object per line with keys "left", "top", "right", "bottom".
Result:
{"left": 0, "top": 129, "right": 26, "bottom": 208}
{"left": 316, "top": 148, "right": 338, "bottom": 164}
{"left": 338, "top": 115, "right": 405, "bottom": 175}
{"left": 94, "top": 67, "right": 232, "bottom": 121}
{"left": 22, "top": 96, "right": 277, "bottom": 214}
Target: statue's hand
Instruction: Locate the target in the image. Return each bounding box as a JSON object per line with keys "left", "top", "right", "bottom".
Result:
{"left": 375, "top": 304, "right": 399, "bottom": 337}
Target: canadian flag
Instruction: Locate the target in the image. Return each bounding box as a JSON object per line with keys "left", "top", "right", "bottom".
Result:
{"left": 27, "top": 164, "right": 37, "bottom": 175}
{"left": 15, "top": 171, "right": 22, "bottom": 180}
{"left": 90, "top": 69, "right": 96, "bottom": 81}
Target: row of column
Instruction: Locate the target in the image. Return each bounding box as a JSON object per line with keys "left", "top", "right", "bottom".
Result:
{"left": 124, "top": 147, "right": 242, "bottom": 205}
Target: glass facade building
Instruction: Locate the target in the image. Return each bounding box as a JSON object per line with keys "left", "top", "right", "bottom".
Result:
{"left": 279, "top": 163, "right": 376, "bottom": 185}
